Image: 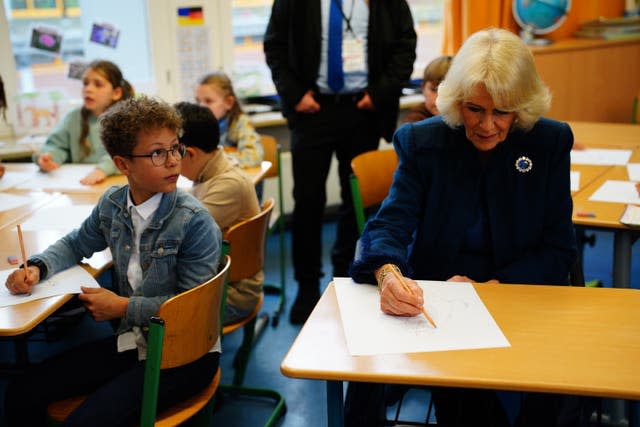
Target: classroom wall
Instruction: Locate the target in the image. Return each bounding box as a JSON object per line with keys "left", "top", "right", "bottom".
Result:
{"left": 547, "top": 0, "right": 626, "bottom": 40}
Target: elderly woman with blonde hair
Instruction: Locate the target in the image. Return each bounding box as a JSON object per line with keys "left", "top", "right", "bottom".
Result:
{"left": 345, "top": 28, "right": 589, "bottom": 427}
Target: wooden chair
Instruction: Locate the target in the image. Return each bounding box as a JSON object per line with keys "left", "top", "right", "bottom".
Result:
{"left": 350, "top": 148, "right": 399, "bottom": 235}
{"left": 633, "top": 93, "right": 640, "bottom": 124}
{"left": 47, "top": 255, "right": 231, "bottom": 427}
{"left": 219, "top": 197, "right": 286, "bottom": 427}
{"left": 259, "top": 134, "right": 287, "bottom": 326}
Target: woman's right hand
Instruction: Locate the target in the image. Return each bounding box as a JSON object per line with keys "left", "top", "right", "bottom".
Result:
{"left": 37, "top": 153, "right": 60, "bottom": 172}
{"left": 378, "top": 272, "right": 424, "bottom": 317}
{"left": 5, "top": 265, "right": 40, "bottom": 295}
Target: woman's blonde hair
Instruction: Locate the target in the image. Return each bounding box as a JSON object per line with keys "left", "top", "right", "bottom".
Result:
{"left": 436, "top": 28, "right": 551, "bottom": 131}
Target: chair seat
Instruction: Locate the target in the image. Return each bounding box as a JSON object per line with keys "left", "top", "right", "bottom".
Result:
{"left": 222, "top": 293, "right": 264, "bottom": 335}
{"left": 47, "top": 368, "right": 221, "bottom": 426}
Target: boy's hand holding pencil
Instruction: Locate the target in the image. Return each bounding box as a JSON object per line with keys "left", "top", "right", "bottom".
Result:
{"left": 5, "top": 265, "right": 40, "bottom": 295}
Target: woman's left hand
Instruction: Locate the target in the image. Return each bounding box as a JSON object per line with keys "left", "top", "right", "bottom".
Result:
{"left": 80, "top": 168, "right": 106, "bottom": 185}
{"left": 78, "top": 286, "right": 128, "bottom": 321}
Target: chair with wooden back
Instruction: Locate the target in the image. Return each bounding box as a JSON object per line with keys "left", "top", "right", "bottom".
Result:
{"left": 47, "top": 255, "right": 231, "bottom": 427}
{"left": 259, "top": 134, "right": 286, "bottom": 326}
{"left": 219, "top": 197, "right": 286, "bottom": 426}
{"left": 350, "top": 148, "right": 399, "bottom": 235}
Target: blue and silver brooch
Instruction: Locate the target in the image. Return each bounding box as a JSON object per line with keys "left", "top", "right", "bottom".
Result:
{"left": 515, "top": 156, "right": 533, "bottom": 173}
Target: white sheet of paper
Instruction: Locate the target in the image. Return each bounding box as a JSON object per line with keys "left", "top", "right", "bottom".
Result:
{"left": 333, "top": 277, "right": 510, "bottom": 356}
{"left": 627, "top": 163, "right": 640, "bottom": 181}
{"left": 0, "top": 265, "right": 99, "bottom": 308}
{"left": 0, "top": 172, "right": 32, "bottom": 192}
{"left": 20, "top": 205, "right": 93, "bottom": 231}
{"left": 0, "top": 193, "right": 32, "bottom": 213}
{"left": 589, "top": 180, "right": 640, "bottom": 205}
{"left": 570, "top": 171, "right": 580, "bottom": 192}
{"left": 14, "top": 164, "right": 97, "bottom": 192}
{"left": 177, "top": 175, "right": 194, "bottom": 190}
{"left": 570, "top": 148, "right": 632, "bottom": 166}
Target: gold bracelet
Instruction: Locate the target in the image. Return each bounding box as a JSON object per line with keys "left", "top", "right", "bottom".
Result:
{"left": 375, "top": 263, "right": 401, "bottom": 288}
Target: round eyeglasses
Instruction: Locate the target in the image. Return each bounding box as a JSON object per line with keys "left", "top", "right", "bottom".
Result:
{"left": 128, "top": 143, "right": 186, "bottom": 167}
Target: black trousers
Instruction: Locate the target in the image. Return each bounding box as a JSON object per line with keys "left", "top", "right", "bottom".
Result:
{"left": 290, "top": 96, "right": 381, "bottom": 292}
{"left": 4, "top": 335, "right": 219, "bottom": 427}
{"left": 345, "top": 382, "right": 595, "bottom": 427}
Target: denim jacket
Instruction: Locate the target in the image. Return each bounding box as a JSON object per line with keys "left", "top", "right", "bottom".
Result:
{"left": 33, "top": 185, "right": 222, "bottom": 334}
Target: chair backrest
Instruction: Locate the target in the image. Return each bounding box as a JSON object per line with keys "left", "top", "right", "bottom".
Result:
{"left": 260, "top": 135, "right": 279, "bottom": 180}
{"left": 350, "top": 149, "right": 398, "bottom": 234}
{"left": 223, "top": 198, "right": 274, "bottom": 282}
{"left": 153, "top": 255, "right": 230, "bottom": 370}
{"left": 633, "top": 93, "right": 639, "bottom": 124}
{"left": 351, "top": 149, "right": 398, "bottom": 208}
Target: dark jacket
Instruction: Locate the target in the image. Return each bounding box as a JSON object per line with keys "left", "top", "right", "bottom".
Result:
{"left": 352, "top": 116, "right": 577, "bottom": 285}
{"left": 263, "top": 0, "right": 416, "bottom": 141}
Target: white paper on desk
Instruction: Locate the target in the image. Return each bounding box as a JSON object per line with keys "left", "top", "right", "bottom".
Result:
{"left": 333, "top": 278, "right": 510, "bottom": 356}
{"left": 0, "top": 265, "right": 99, "bottom": 308}
{"left": 570, "top": 148, "right": 632, "bottom": 166}
{"left": 0, "top": 193, "right": 32, "bottom": 212}
{"left": 177, "top": 175, "right": 194, "bottom": 190}
{"left": 0, "top": 172, "right": 32, "bottom": 192}
{"left": 570, "top": 171, "right": 580, "bottom": 192}
{"left": 627, "top": 163, "right": 640, "bottom": 182}
{"left": 588, "top": 180, "right": 640, "bottom": 205}
{"left": 19, "top": 205, "right": 94, "bottom": 231}
{"left": 14, "top": 164, "right": 97, "bottom": 192}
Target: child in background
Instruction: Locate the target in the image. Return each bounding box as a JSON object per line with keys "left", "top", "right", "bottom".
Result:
{"left": 4, "top": 96, "right": 222, "bottom": 427}
{"left": 33, "top": 59, "right": 134, "bottom": 185}
{"left": 195, "top": 72, "right": 263, "bottom": 168}
{"left": 403, "top": 55, "right": 453, "bottom": 124}
{"left": 175, "top": 102, "right": 262, "bottom": 324}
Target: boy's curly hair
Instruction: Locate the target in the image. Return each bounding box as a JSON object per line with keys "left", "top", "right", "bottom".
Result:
{"left": 99, "top": 95, "right": 182, "bottom": 158}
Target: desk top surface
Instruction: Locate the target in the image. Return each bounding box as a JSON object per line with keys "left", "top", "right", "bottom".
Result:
{"left": 281, "top": 283, "right": 640, "bottom": 400}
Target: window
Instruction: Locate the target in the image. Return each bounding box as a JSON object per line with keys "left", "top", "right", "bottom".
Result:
{"left": 1, "top": 0, "right": 153, "bottom": 135}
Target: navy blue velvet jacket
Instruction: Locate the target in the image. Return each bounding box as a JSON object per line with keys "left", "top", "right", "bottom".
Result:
{"left": 351, "top": 116, "right": 577, "bottom": 286}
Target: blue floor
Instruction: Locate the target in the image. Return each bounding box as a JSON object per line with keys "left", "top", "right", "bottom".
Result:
{"left": 0, "top": 222, "right": 638, "bottom": 426}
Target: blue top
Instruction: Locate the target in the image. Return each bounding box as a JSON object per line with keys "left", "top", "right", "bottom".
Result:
{"left": 32, "top": 185, "right": 222, "bottom": 333}
{"left": 351, "top": 116, "right": 577, "bottom": 285}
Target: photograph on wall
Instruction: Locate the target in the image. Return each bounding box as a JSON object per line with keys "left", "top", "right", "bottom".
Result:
{"left": 67, "top": 60, "right": 87, "bottom": 80}
{"left": 89, "top": 22, "right": 120, "bottom": 48}
{"left": 30, "top": 26, "right": 63, "bottom": 54}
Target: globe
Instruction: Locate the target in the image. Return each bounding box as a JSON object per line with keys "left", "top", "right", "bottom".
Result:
{"left": 513, "top": 0, "right": 571, "bottom": 45}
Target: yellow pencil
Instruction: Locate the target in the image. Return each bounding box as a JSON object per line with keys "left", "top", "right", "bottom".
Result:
{"left": 16, "top": 224, "right": 30, "bottom": 281}
{"left": 390, "top": 268, "right": 437, "bottom": 328}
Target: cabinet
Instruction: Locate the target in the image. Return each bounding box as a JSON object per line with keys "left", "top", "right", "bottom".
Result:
{"left": 531, "top": 37, "right": 640, "bottom": 123}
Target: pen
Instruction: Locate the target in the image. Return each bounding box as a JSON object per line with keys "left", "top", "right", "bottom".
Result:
{"left": 389, "top": 268, "right": 437, "bottom": 328}
{"left": 576, "top": 211, "right": 596, "bottom": 218}
{"left": 16, "top": 224, "right": 31, "bottom": 295}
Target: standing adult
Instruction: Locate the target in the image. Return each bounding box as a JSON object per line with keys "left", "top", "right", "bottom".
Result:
{"left": 264, "top": 0, "right": 416, "bottom": 324}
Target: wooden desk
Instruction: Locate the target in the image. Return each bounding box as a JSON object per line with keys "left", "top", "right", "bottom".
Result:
{"left": 568, "top": 121, "right": 640, "bottom": 149}
{"left": 244, "top": 160, "right": 272, "bottom": 185}
{"left": 0, "top": 191, "right": 58, "bottom": 231}
{"left": 573, "top": 163, "right": 640, "bottom": 288}
{"left": 281, "top": 283, "right": 640, "bottom": 427}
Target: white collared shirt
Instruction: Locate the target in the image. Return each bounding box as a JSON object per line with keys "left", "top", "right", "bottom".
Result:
{"left": 117, "top": 191, "right": 162, "bottom": 359}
